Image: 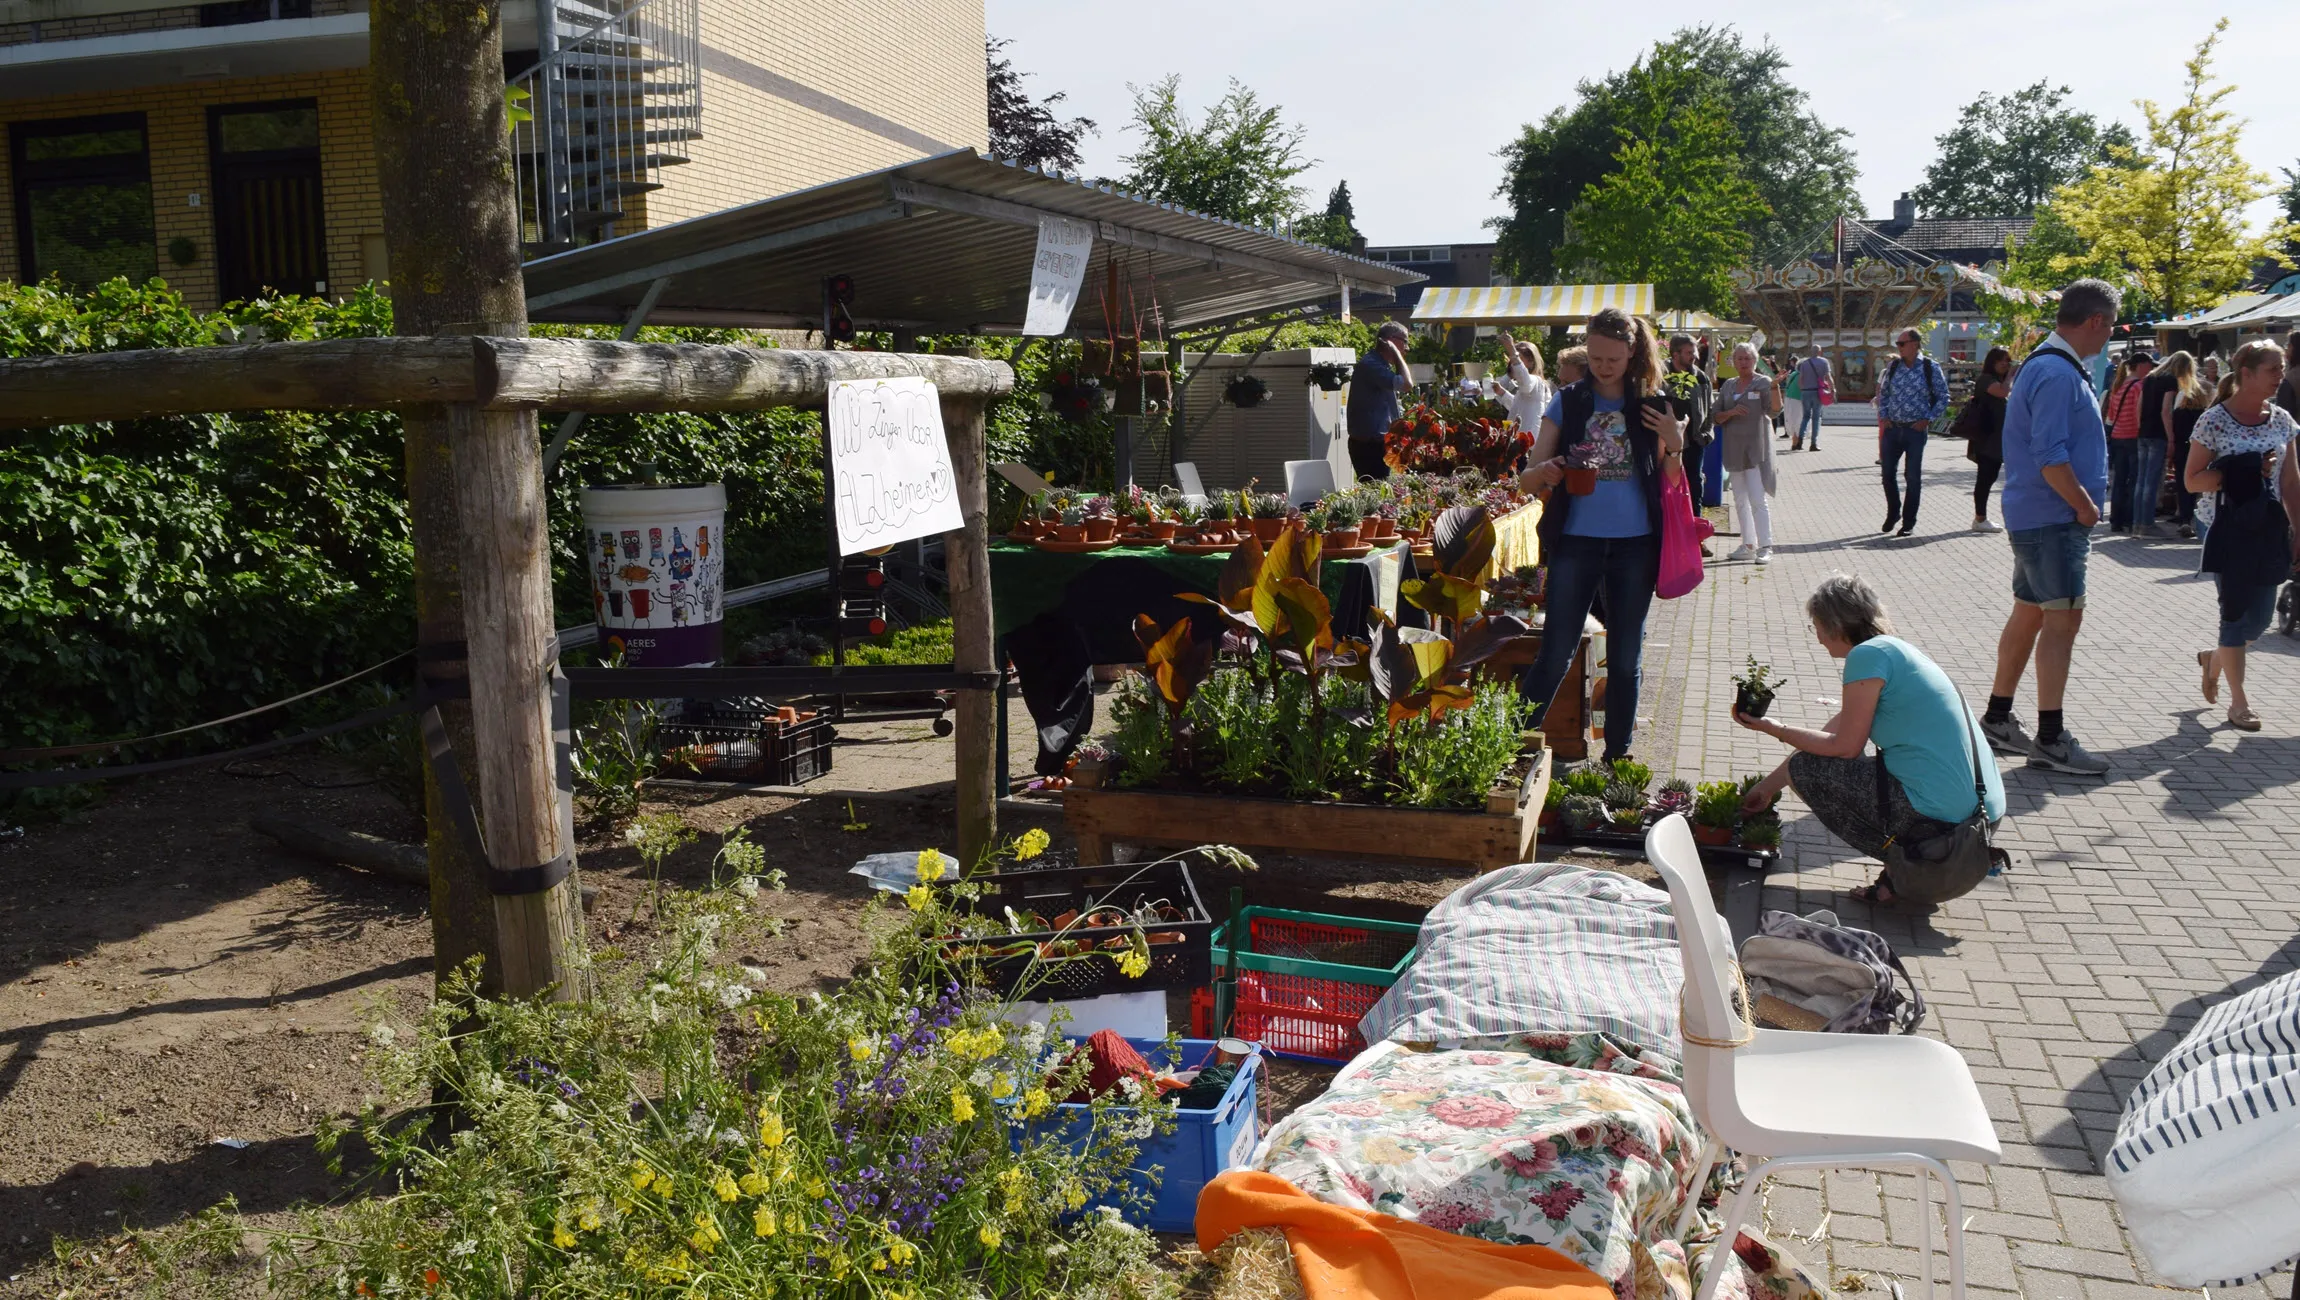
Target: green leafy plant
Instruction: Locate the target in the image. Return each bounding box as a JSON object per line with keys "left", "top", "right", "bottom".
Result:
{"left": 1739, "top": 813, "right": 1783, "bottom": 849}
{"left": 1562, "top": 763, "right": 1610, "bottom": 800}
{"left": 1608, "top": 757, "right": 1653, "bottom": 803}
{"left": 1248, "top": 491, "right": 1290, "bottom": 520}
{"left": 1693, "top": 779, "right": 1742, "bottom": 829}
{"left": 572, "top": 692, "right": 697, "bottom": 825}
{"left": 1558, "top": 793, "right": 1608, "bottom": 833}
{"left": 1733, "top": 655, "right": 1784, "bottom": 719}
{"left": 1602, "top": 777, "right": 1645, "bottom": 811}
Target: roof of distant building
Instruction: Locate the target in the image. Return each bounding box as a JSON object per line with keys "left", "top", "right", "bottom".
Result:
{"left": 1847, "top": 214, "right": 2034, "bottom": 263}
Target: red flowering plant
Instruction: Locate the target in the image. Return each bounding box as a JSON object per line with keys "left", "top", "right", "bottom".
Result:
{"left": 1383, "top": 404, "right": 1535, "bottom": 479}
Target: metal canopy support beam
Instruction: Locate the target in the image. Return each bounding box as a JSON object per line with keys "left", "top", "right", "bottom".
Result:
{"left": 541, "top": 275, "right": 667, "bottom": 474}
{"left": 885, "top": 177, "right": 1400, "bottom": 297}
{"left": 524, "top": 200, "right": 915, "bottom": 312}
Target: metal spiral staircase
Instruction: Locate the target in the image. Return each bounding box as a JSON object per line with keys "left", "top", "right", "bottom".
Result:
{"left": 512, "top": 0, "right": 701, "bottom": 259}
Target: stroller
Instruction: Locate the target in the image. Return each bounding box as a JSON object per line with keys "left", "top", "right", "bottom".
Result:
{"left": 2280, "top": 576, "right": 2300, "bottom": 637}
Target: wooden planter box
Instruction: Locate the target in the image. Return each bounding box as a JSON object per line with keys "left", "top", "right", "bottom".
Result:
{"left": 1065, "top": 749, "right": 1551, "bottom": 875}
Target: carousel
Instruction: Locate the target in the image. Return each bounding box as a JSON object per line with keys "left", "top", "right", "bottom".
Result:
{"left": 1730, "top": 218, "right": 1965, "bottom": 402}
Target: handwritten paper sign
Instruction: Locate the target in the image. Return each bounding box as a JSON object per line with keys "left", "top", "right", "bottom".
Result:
{"left": 1022, "top": 215, "right": 1094, "bottom": 336}
{"left": 827, "top": 376, "right": 964, "bottom": 555}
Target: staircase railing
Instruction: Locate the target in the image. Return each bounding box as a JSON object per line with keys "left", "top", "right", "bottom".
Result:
{"left": 511, "top": 0, "right": 701, "bottom": 259}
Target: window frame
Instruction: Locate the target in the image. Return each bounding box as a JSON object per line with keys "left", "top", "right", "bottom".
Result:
{"left": 9, "top": 111, "right": 155, "bottom": 287}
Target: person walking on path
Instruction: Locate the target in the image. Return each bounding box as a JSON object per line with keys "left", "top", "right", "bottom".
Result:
{"left": 1667, "top": 334, "right": 1715, "bottom": 532}
{"left": 1344, "top": 321, "right": 1413, "bottom": 481}
{"left": 1874, "top": 328, "right": 1950, "bottom": 536}
{"left": 1982, "top": 278, "right": 2119, "bottom": 775}
{"left": 1736, "top": 573, "right": 2005, "bottom": 907}
{"left": 2104, "top": 350, "right": 2159, "bottom": 532}
{"left": 1714, "top": 342, "right": 1780, "bottom": 564}
{"left": 2186, "top": 339, "right": 2300, "bottom": 732}
{"left": 1968, "top": 346, "right": 2013, "bottom": 532}
{"left": 1773, "top": 351, "right": 1796, "bottom": 440}
{"left": 1792, "top": 346, "right": 1830, "bottom": 450}
{"left": 1514, "top": 308, "right": 1689, "bottom": 764}
{"left": 2143, "top": 352, "right": 2199, "bottom": 538}
{"left": 2171, "top": 355, "right": 2212, "bottom": 538}
{"left": 2275, "top": 335, "right": 2300, "bottom": 420}
{"left": 1494, "top": 331, "right": 1552, "bottom": 433}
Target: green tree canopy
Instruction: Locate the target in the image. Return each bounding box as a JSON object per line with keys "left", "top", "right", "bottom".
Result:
{"left": 1292, "top": 180, "right": 1362, "bottom": 252}
{"left": 1910, "top": 81, "right": 2135, "bottom": 218}
{"left": 1491, "top": 25, "right": 1856, "bottom": 281}
{"left": 986, "top": 36, "right": 1095, "bottom": 174}
{"left": 2050, "top": 20, "right": 2299, "bottom": 317}
{"left": 1117, "top": 76, "right": 1310, "bottom": 229}
{"left": 1553, "top": 47, "right": 1767, "bottom": 312}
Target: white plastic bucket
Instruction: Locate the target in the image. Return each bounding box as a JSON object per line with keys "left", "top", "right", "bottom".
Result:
{"left": 580, "top": 482, "right": 727, "bottom": 667}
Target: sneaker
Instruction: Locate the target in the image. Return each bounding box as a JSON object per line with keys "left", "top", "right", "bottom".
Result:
{"left": 1980, "top": 713, "right": 2033, "bottom": 757}
{"left": 2028, "top": 731, "right": 2110, "bottom": 775}
{"left": 1726, "top": 544, "right": 1756, "bottom": 562}
{"left": 1754, "top": 547, "right": 1774, "bottom": 565}
{"left": 1972, "top": 517, "right": 2003, "bottom": 533}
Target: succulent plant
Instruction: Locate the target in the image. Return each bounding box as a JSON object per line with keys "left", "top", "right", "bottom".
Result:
{"left": 1558, "top": 794, "right": 1607, "bottom": 833}
{"left": 1609, "top": 805, "right": 1647, "bottom": 829}
{"left": 1647, "top": 786, "right": 1694, "bottom": 819}
{"left": 1249, "top": 491, "right": 1291, "bottom": 520}
{"left": 1322, "top": 496, "right": 1364, "bottom": 528}
{"left": 1060, "top": 504, "right": 1086, "bottom": 526}
{"left": 1661, "top": 776, "right": 1694, "bottom": 797}
{"left": 1602, "top": 777, "right": 1644, "bottom": 811}
{"left": 1562, "top": 764, "right": 1608, "bottom": 800}
{"left": 1739, "top": 813, "right": 1782, "bottom": 848}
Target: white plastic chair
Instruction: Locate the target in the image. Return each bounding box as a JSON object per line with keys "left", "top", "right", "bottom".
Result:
{"left": 1174, "top": 461, "right": 1210, "bottom": 509}
{"left": 1644, "top": 814, "right": 2000, "bottom": 1300}
{"left": 1283, "top": 458, "right": 1337, "bottom": 507}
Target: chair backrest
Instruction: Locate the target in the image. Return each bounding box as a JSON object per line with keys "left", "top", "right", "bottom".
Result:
{"left": 1284, "top": 459, "right": 1336, "bottom": 507}
{"left": 1175, "top": 462, "right": 1207, "bottom": 498}
{"left": 1644, "top": 815, "right": 1747, "bottom": 1125}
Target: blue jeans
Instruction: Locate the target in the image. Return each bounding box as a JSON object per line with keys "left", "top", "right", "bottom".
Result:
{"left": 2107, "top": 439, "right": 2138, "bottom": 530}
{"left": 1881, "top": 423, "right": 1928, "bottom": 527}
{"left": 2008, "top": 521, "right": 2091, "bottom": 610}
{"left": 1518, "top": 532, "right": 1658, "bottom": 760}
{"left": 1796, "top": 398, "right": 1824, "bottom": 447}
{"left": 2215, "top": 575, "right": 2280, "bottom": 647}
{"left": 2123, "top": 438, "right": 2167, "bottom": 531}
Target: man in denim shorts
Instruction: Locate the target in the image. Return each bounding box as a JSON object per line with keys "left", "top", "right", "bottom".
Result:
{"left": 1982, "top": 279, "right": 2119, "bottom": 775}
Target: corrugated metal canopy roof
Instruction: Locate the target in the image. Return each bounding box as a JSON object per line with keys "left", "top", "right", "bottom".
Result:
{"left": 521, "top": 149, "right": 1423, "bottom": 334}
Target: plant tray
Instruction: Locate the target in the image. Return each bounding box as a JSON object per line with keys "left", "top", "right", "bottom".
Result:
{"left": 1065, "top": 748, "right": 1550, "bottom": 875}
{"left": 944, "top": 859, "right": 1214, "bottom": 1000}
{"left": 1189, "top": 907, "right": 1422, "bottom": 1063}
{"left": 662, "top": 702, "right": 834, "bottom": 787}
{"left": 1544, "top": 823, "right": 1778, "bottom": 871}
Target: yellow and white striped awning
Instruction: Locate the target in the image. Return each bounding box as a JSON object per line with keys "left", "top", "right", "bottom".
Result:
{"left": 1651, "top": 308, "right": 1753, "bottom": 333}
{"left": 1411, "top": 283, "right": 1654, "bottom": 325}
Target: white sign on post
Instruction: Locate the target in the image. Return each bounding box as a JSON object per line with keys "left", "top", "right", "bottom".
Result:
{"left": 1021, "top": 215, "right": 1094, "bottom": 336}
{"left": 826, "top": 376, "right": 965, "bottom": 555}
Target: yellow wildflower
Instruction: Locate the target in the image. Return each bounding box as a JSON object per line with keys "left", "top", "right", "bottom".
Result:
{"left": 887, "top": 1238, "right": 918, "bottom": 1267}
{"left": 612, "top": 1194, "right": 635, "bottom": 1215}
{"left": 629, "top": 1162, "right": 656, "bottom": 1192}
{"left": 906, "top": 883, "right": 934, "bottom": 912}
{"left": 947, "top": 1026, "right": 1004, "bottom": 1062}
{"left": 688, "top": 1211, "right": 723, "bottom": 1254}
{"left": 1013, "top": 827, "right": 1050, "bottom": 861}
{"left": 738, "top": 1170, "right": 770, "bottom": 1197}
{"left": 805, "top": 1177, "right": 828, "bottom": 1199}
{"left": 951, "top": 1090, "right": 976, "bottom": 1123}
{"left": 1115, "top": 947, "right": 1150, "bottom": 979}
{"left": 989, "top": 1072, "right": 1015, "bottom": 1099}
{"left": 916, "top": 848, "right": 948, "bottom": 882}
{"left": 552, "top": 1222, "right": 577, "bottom": 1249}
{"left": 1064, "top": 1183, "right": 1087, "bottom": 1211}
{"left": 712, "top": 1169, "right": 741, "bottom": 1202}
{"left": 848, "top": 1035, "right": 875, "bottom": 1063}
{"left": 757, "top": 1110, "right": 787, "bottom": 1149}
{"left": 998, "top": 1167, "right": 1027, "bottom": 1214}
{"left": 1020, "top": 1087, "right": 1053, "bottom": 1119}
{"left": 978, "top": 1223, "right": 1003, "bottom": 1249}
{"left": 577, "top": 1201, "right": 604, "bottom": 1231}
{"left": 753, "top": 1205, "right": 779, "bottom": 1237}
{"left": 829, "top": 1252, "right": 852, "bottom": 1280}
{"left": 872, "top": 1256, "right": 889, "bottom": 1273}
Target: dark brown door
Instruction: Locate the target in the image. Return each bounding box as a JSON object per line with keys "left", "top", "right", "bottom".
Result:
{"left": 210, "top": 101, "right": 326, "bottom": 302}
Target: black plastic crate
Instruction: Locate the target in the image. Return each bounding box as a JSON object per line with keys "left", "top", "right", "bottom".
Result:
{"left": 765, "top": 713, "right": 832, "bottom": 785}
{"left": 664, "top": 700, "right": 833, "bottom": 787}
{"left": 944, "top": 859, "right": 1213, "bottom": 1000}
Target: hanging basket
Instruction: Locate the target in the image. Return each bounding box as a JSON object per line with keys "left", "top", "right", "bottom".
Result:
{"left": 1306, "top": 361, "right": 1353, "bottom": 392}
{"left": 1224, "top": 375, "right": 1270, "bottom": 408}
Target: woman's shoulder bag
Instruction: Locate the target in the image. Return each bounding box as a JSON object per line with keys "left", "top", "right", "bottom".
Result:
{"left": 1876, "top": 690, "right": 2004, "bottom": 907}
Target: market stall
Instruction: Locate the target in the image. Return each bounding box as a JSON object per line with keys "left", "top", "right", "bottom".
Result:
{"left": 1410, "top": 283, "right": 1655, "bottom": 327}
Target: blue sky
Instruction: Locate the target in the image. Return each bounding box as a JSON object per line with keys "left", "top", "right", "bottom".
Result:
{"left": 985, "top": 0, "right": 2300, "bottom": 246}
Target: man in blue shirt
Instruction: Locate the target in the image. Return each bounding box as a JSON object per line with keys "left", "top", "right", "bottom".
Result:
{"left": 1344, "top": 321, "right": 1413, "bottom": 480}
{"left": 1874, "top": 328, "right": 1950, "bottom": 536}
{"left": 1982, "top": 278, "right": 2120, "bottom": 775}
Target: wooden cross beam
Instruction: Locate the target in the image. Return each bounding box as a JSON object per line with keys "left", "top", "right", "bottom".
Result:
{"left": 0, "top": 337, "right": 1013, "bottom": 424}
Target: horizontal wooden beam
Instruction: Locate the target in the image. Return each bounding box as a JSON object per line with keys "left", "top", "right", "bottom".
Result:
{"left": 0, "top": 336, "right": 1013, "bottom": 424}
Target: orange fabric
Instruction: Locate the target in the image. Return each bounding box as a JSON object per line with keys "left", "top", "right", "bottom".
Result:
{"left": 1195, "top": 1170, "right": 1616, "bottom": 1300}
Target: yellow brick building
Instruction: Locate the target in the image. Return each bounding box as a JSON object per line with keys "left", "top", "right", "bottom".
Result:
{"left": 0, "top": 0, "right": 987, "bottom": 311}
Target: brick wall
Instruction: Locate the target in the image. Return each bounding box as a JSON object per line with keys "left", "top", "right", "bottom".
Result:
{"left": 650, "top": 0, "right": 988, "bottom": 225}
{"left": 0, "top": 64, "right": 381, "bottom": 311}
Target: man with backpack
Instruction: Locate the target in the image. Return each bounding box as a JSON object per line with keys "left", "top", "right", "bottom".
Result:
{"left": 1874, "top": 328, "right": 1950, "bottom": 536}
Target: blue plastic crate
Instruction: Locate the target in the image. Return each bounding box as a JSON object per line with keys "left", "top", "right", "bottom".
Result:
{"left": 1039, "top": 1036, "right": 1263, "bottom": 1233}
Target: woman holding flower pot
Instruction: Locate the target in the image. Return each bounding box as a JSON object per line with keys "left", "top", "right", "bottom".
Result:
{"left": 1513, "top": 308, "right": 1687, "bottom": 762}
{"left": 1735, "top": 573, "right": 2006, "bottom": 906}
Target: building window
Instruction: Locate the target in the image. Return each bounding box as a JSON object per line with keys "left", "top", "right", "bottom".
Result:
{"left": 10, "top": 114, "right": 158, "bottom": 290}
{"left": 209, "top": 100, "right": 328, "bottom": 302}
{"left": 199, "top": 0, "right": 314, "bottom": 26}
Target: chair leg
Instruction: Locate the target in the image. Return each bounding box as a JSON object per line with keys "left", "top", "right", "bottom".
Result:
{"left": 1673, "top": 1138, "right": 1722, "bottom": 1245}
{"left": 1696, "top": 1157, "right": 1771, "bottom": 1300}
{"left": 1937, "top": 1161, "right": 1967, "bottom": 1300}
{"left": 1918, "top": 1167, "right": 1934, "bottom": 1299}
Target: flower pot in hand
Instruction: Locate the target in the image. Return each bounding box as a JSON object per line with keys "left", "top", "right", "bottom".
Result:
{"left": 1084, "top": 518, "right": 1118, "bottom": 543}
{"left": 1564, "top": 466, "right": 1599, "bottom": 496}
{"left": 1733, "top": 684, "right": 1775, "bottom": 719}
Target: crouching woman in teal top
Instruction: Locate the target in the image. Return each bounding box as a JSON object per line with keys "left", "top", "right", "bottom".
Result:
{"left": 1736, "top": 573, "right": 2007, "bottom": 907}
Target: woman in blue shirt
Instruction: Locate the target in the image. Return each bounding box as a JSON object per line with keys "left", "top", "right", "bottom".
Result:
{"left": 1514, "top": 308, "right": 1688, "bottom": 762}
{"left": 1736, "top": 573, "right": 2007, "bottom": 906}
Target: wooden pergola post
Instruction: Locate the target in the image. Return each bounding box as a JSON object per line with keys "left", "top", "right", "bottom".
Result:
{"left": 940, "top": 393, "right": 996, "bottom": 866}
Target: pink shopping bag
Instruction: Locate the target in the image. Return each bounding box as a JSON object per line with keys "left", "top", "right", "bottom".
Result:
{"left": 1656, "top": 471, "right": 1712, "bottom": 600}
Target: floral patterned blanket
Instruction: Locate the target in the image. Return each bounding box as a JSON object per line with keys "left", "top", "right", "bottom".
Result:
{"left": 1255, "top": 1035, "right": 1831, "bottom": 1300}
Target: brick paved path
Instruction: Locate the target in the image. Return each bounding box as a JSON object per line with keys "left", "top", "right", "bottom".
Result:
{"left": 1639, "top": 431, "right": 2300, "bottom": 1298}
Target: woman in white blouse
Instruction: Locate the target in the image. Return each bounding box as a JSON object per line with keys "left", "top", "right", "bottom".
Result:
{"left": 1495, "top": 331, "right": 1552, "bottom": 430}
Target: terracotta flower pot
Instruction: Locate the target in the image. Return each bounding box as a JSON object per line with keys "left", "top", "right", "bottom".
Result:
{"left": 1050, "top": 523, "right": 1087, "bottom": 544}
{"left": 1366, "top": 517, "right": 1394, "bottom": 540}
{"left": 1323, "top": 527, "right": 1360, "bottom": 550}
{"left": 1084, "top": 518, "right": 1118, "bottom": 543}
{"left": 1538, "top": 806, "right": 1561, "bottom": 830}
{"left": 1149, "top": 519, "right": 1178, "bottom": 541}
{"left": 1251, "top": 518, "right": 1285, "bottom": 543}
{"left": 1564, "top": 466, "right": 1599, "bottom": 496}
{"left": 1691, "top": 823, "right": 1733, "bottom": 846}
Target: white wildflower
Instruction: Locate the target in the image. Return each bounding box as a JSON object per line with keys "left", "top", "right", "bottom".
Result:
{"left": 733, "top": 874, "right": 761, "bottom": 899}
{"left": 367, "top": 1024, "right": 397, "bottom": 1048}
{"left": 716, "top": 982, "right": 750, "bottom": 1011}
{"left": 1115, "top": 1076, "right": 1143, "bottom": 1103}
{"left": 683, "top": 1110, "right": 713, "bottom": 1138}
{"left": 550, "top": 1100, "right": 573, "bottom": 1121}
{"left": 740, "top": 965, "right": 769, "bottom": 986}
{"left": 968, "top": 1068, "right": 992, "bottom": 1089}
{"left": 625, "top": 824, "right": 645, "bottom": 846}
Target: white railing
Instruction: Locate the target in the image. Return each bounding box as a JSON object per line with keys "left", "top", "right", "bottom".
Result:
{"left": 511, "top": 0, "right": 701, "bottom": 258}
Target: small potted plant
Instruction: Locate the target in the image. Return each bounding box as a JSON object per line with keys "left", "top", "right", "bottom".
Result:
{"left": 1563, "top": 441, "right": 1601, "bottom": 496}
{"left": 1149, "top": 488, "right": 1183, "bottom": 541}
{"left": 1307, "top": 360, "right": 1354, "bottom": 392}
{"left": 1321, "top": 496, "right": 1363, "bottom": 549}
{"left": 1608, "top": 757, "right": 1652, "bottom": 806}
{"left": 1539, "top": 777, "right": 1566, "bottom": 829}
{"left": 1647, "top": 776, "right": 1694, "bottom": 821}
{"left": 1248, "top": 491, "right": 1290, "bottom": 543}
{"left": 1364, "top": 496, "right": 1397, "bottom": 541}
{"left": 1050, "top": 504, "right": 1088, "bottom": 545}
{"left": 1558, "top": 793, "right": 1607, "bottom": 835}
{"left": 1691, "top": 779, "right": 1741, "bottom": 846}
{"left": 1733, "top": 656, "right": 1784, "bottom": 720}
{"left": 1738, "top": 812, "right": 1782, "bottom": 851}
{"left": 1082, "top": 495, "right": 1119, "bottom": 543}
{"left": 1607, "top": 802, "right": 1646, "bottom": 832}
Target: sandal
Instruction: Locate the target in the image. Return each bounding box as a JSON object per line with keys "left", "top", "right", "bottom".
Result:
{"left": 2199, "top": 650, "right": 2219, "bottom": 704}
{"left": 2229, "top": 707, "right": 2263, "bottom": 733}
{"left": 1850, "top": 874, "right": 1898, "bottom": 907}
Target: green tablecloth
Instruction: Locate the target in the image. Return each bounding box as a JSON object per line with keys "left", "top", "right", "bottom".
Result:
{"left": 990, "top": 540, "right": 1359, "bottom": 640}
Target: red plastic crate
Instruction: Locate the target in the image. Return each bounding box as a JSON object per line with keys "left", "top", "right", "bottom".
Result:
{"left": 1191, "top": 909, "right": 1420, "bottom": 1063}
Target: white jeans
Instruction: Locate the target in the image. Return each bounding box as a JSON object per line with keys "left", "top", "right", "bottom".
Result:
{"left": 1732, "top": 472, "right": 1773, "bottom": 549}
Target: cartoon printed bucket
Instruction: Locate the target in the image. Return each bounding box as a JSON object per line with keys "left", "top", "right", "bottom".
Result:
{"left": 581, "top": 482, "right": 727, "bottom": 667}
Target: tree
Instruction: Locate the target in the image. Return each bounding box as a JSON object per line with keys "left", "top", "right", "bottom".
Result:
{"left": 985, "top": 36, "right": 1094, "bottom": 173}
{"left": 2279, "top": 161, "right": 2300, "bottom": 265}
{"left": 1491, "top": 26, "right": 1855, "bottom": 281}
{"left": 1554, "top": 47, "right": 1767, "bottom": 312}
{"left": 1292, "top": 180, "right": 1362, "bottom": 252}
{"left": 2050, "top": 20, "right": 2299, "bottom": 317}
{"left": 1118, "top": 76, "right": 1310, "bottom": 229}
{"left": 1911, "top": 81, "right": 2135, "bottom": 218}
